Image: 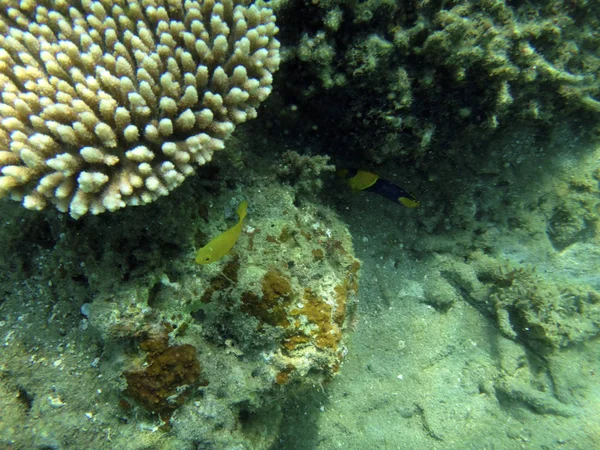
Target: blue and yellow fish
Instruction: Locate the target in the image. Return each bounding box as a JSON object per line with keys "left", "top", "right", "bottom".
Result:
{"left": 338, "top": 169, "right": 419, "bottom": 208}
{"left": 195, "top": 200, "right": 248, "bottom": 264}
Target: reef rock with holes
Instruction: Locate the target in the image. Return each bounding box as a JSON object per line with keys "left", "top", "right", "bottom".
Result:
{"left": 82, "top": 175, "right": 359, "bottom": 447}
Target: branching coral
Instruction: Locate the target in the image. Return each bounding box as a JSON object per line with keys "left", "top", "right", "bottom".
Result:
{"left": 0, "top": 0, "right": 279, "bottom": 218}
{"left": 275, "top": 150, "right": 335, "bottom": 198}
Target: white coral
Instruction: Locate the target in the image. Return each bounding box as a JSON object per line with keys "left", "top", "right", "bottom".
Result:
{"left": 0, "top": 0, "right": 280, "bottom": 218}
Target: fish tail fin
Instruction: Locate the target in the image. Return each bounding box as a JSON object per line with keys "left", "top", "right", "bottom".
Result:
{"left": 237, "top": 200, "right": 248, "bottom": 221}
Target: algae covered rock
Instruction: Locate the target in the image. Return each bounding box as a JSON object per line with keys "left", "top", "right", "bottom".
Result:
{"left": 81, "top": 178, "right": 360, "bottom": 448}
{"left": 270, "top": 0, "right": 600, "bottom": 161}
{"left": 182, "top": 182, "right": 360, "bottom": 383}
{"left": 0, "top": 137, "right": 359, "bottom": 448}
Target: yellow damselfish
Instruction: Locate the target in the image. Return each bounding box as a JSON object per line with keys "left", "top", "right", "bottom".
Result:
{"left": 195, "top": 200, "right": 248, "bottom": 265}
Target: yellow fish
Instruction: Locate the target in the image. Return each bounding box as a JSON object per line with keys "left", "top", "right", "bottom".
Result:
{"left": 195, "top": 200, "right": 248, "bottom": 265}
{"left": 337, "top": 168, "right": 419, "bottom": 208}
